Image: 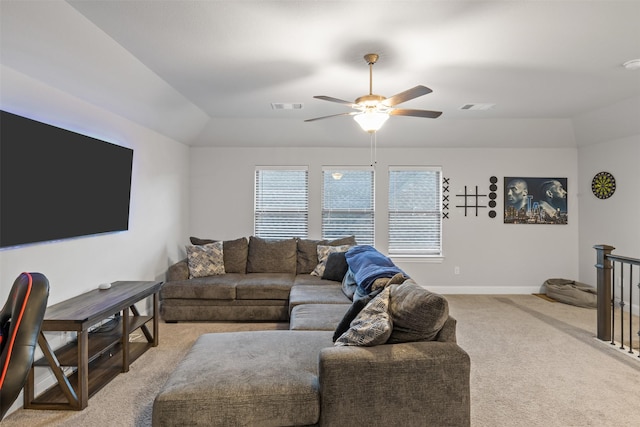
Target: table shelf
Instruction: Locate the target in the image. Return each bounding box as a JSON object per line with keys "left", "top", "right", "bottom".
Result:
{"left": 33, "top": 315, "right": 153, "bottom": 367}
{"left": 30, "top": 341, "right": 151, "bottom": 408}
{"left": 24, "top": 281, "right": 162, "bottom": 411}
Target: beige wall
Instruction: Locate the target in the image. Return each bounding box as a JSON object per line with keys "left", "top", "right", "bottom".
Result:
{"left": 189, "top": 145, "right": 579, "bottom": 294}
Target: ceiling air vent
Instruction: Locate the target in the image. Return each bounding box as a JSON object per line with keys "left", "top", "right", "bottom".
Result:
{"left": 459, "top": 103, "right": 495, "bottom": 111}
{"left": 271, "top": 103, "right": 303, "bottom": 110}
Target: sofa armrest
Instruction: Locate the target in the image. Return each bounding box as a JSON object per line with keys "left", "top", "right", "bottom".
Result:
{"left": 318, "top": 341, "right": 470, "bottom": 427}
{"left": 436, "top": 315, "right": 457, "bottom": 343}
{"left": 167, "top": 258, "right": 189, "bottom": 281}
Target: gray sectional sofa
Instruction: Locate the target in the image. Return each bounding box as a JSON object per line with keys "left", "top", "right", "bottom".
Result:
{"left": 153, "top": 236, "right": 471, "bottom": 426}
{"left": 160, "top": 236, "right": 356, "bottom": 322}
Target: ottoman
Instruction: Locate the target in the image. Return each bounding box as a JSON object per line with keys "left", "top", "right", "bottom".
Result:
{"left": 152, "top": 330, "right": 333, "bottom": 427}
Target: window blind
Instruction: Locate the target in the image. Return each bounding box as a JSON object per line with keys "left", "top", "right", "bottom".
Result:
{"left": 322, "top": 168, "right": 374, "bottom": 245}
{"left": 388, "top": 167, "right": 442, "bottom": 256}
{"left": 254, "top": 167, "right": 308, "bottom": 239}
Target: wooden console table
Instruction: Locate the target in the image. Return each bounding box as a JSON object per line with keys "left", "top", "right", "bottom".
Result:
{"left": 24, "top": 280, "right": 163, "bottom": 410}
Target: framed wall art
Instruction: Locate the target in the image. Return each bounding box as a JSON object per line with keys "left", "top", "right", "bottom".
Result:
{"left": 504, "top": 177, "right": 567, "bottom": 224}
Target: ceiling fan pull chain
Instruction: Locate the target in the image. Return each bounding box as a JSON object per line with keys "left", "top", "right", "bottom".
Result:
{"left": 370, "top": 131, "right": 378, "bottom": 169}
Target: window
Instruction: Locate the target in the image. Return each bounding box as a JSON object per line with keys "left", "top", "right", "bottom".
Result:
{"left": 322, "top": 168, "right": 374, "bottom": 245}
{"left": 254, "top": 167, "right": 308, "bottom": 239}
{"left": 388, "top": 167, "right": 442, "bottom": 256}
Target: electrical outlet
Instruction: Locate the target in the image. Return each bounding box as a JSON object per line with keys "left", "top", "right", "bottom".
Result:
{"left": 454, "top": 266, "right": 460, "bottom": 275}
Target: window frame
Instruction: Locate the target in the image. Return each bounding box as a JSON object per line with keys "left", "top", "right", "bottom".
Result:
{"left": 254, "top": 166, "right": 309, "bottom": 239}
{"left": 388, "top": 166, "right": 442, "bottom": 257}
{"left": 321, "top": 166, "right": 375, "bottom": 246}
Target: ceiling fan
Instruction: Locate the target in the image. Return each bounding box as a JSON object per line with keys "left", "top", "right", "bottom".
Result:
{"left": 305, "top": 53, "right": 442, "bottom": 133}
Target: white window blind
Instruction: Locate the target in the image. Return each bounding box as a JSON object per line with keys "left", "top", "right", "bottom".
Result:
{"left": 254, "top": 167, "right": 308, "bottom": 239}
{"left": 322, "top": 168, "right": 374, "bottom": 245}
{"left": 388, "top": 167, "right": 442, "bottom": 256}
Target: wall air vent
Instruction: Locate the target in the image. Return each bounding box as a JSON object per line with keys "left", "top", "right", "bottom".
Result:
{"left": 271, "top": 103, "right": 303, "bottom": 110}
{"left": 459, "top": 103, "right": 495, "bottom": 111}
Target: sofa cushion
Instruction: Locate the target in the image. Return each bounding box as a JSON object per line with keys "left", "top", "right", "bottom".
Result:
{"left": 236, "top": 273, "right": 294, "bottom": 300}
{"left": 334, "top": 287, "right": 393, "bottom": 346}
{"left": 222, "top": 237, "right": 248, "bottom": 273}
{"left": 247, "top": 236, "right": 297, "bottom": 274}
{"left": 289, "top": 284, "right": 352, "bottom": 314}
{"left": 160, "top": 274, "right": 240, "bottom": 300}
{"left": 293, "top": 274, "right": 341, "bottom": 286}
{"left": 296, "top": 236, "right": 357, "bottom": 274}
{"left": 322, "top": 252, "right": 349, "bottom": 281}
{"left": 153, "top": 330, "right": 333, "bottom": 427}
{"left": 186, "top": 242, "right": 225, "bottom": 278}
{"left": 289, "top": 304, "right": 350, "bottom": 331}
{"left": 387, "top": 282, "right": 449, "bottom": 343}
{"left": 311, "top": 244, "right": 352, "bottom": 277}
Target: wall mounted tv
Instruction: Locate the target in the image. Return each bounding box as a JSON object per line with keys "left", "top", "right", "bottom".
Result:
{"left": 1, "top": 110, "right": 134, "bottom": 249}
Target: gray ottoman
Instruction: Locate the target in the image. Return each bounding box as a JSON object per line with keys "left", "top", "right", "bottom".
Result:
{"left": 152, "top": 330, "right": 333, "bottom": 427}
{"left": 289, "top": 303, "right": 350, "bottom": 331}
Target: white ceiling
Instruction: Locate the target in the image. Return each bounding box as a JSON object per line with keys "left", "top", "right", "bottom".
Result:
{"left": 1, "top": 0, "right": 639, "bottom": 148}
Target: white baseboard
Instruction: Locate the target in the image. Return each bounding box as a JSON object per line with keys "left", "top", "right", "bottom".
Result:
{"left": 432, "top": 286, "right": 639, "bottom": 315}
{"left": 429, "top": 286, "right": 542, "bottom": 295}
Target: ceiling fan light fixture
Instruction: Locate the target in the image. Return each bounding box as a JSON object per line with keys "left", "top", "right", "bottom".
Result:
{"left": 354, "top": 110, "right": 389, "bottom": 133}
{"left": 622, "top": 59, "right": 640, "bottom": 70}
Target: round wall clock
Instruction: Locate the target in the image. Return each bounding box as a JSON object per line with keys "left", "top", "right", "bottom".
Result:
{"left": 591, "top": 172, "right": 616, "bottom": 199}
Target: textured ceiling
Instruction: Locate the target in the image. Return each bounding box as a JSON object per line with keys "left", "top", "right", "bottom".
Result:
{"left": 1, "top": 1, "right": 639, "bottom": 147}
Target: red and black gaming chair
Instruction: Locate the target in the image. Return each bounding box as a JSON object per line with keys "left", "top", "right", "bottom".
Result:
{"left": 0, "top": 272, "right": 49, "bottom": 419}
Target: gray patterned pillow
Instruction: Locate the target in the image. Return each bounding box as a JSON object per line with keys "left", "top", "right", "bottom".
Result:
{"left": 296, "top": 236, "right": 357, "bottom": 274}
{"left": 335, "top": 287, "right": 392, "bottom": 346}
{"left": 186, "top": 242, "right": 225, "bottom": 278}
{"left": 311, "top": 244, "right": 352, "bottom": 277}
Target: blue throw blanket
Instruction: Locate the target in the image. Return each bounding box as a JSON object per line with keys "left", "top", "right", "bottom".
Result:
{"left": 345, "top": 245, "right": 407, "bottom": 296}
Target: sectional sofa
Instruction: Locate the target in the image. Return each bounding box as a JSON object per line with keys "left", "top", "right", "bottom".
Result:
{"left": 160, "top": 235, "right": 357, "bottom": 322}
{"left": 153, "top": 236, "right": 471, "bottom": 426}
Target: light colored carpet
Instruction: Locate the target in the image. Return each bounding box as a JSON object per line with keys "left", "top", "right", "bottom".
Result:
{"left": 2, "top": 295, "right": 639, "bottom": 426}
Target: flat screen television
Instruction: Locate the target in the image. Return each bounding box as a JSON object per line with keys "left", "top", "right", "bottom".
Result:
{"left": 1, "top": 110, "right": 134, "bottom": 249}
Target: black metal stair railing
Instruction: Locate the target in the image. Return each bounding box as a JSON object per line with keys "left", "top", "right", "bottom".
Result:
{"left": 594, "top": 245, "right": 640, "bottom": 357}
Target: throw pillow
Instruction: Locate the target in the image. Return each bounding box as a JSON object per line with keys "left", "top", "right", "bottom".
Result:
{"left": 186, "top": 242, "right": 225, "bottom": 278}
{"left": 188, "top": 237, "right": 248, "bottom": 273}
{"left": 190, "top": 236, "right": 216, "bottom": 245}
{"left": 311, "top": 244, "right": 352, "bottom": 277}
{"left": 322, "top": 252, "right": 349, "bottom": 281}
{"left": 296, "top": 236, "right": 358, "bottom": 274}
{"left": 296, "top": 239, "right": 326, "bottom": 274}
{"left": 335, "top": 287, "right": 393, "bottom": 346}
{"left": 386, "top": 282, "right": 449, "bottom": 344}
{"left": 222, "top": 237, "right": 248, "bottom": 273}
{"left": 246, "top": 236, "right": 297, "bottom": 274}
{"left": 332, "top": 295, "right": 371, "bottom": 342}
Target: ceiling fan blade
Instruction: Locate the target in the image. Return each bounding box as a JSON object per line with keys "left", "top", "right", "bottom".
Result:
{"left": 390, "top": 108, "right": 442, "bottom": 119}
{"left": 383, "top": 85, "right": 433, "bottom": 107}
{"left": 305, "top": 112, "right": 358, "bottom": 122}
{"left": 313, "top": 95, "right": 355, "bottom": 106}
